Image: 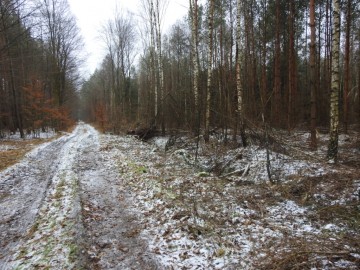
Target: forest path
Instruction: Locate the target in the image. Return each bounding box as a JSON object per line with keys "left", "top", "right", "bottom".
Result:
{"left": 0, "top": 123, "right": 159, "bottom": 269}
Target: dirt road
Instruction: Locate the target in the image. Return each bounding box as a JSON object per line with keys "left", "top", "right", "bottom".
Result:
{"left": 0, "top": 123, "right": 159, "bottom": 269}
{"left": 2, "top": 123, "right": 359, "bottom": 269}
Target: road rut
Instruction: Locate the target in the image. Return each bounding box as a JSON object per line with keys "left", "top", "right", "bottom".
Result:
{"left": 0, "top": 123, "right": 159, "bottom": 269}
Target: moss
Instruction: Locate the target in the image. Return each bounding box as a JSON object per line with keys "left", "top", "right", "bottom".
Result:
{"left": 70, "top": 176, "right": 79, "bottom": 197}
{"left": 68, "top": 243, "right": 78, "bottom": 263}
{"left": 197, "top": 171, "right": 210, "bottom": 177}
{"left": 53, "top": 179, "right": 66, "bottom": 199}
{"left": 215, "top": 248, "right": 226, "bottom": 257}
{"left": 127, "top": 161, "right": 148, "bottom": 174}
{"left": 43, "top": 241, "right": 54, "bottom": 257}
{"left": 49, "top": 218, "right": 57, "bottom": 229}
{"left": 53, "top": 200, "right": 61, "bottom": 208}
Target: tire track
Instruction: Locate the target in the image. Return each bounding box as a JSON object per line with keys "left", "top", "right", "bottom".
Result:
{"left": 0, "top": 131, "right": 77, "bottom": 268}
{"left": 76, "top": 130, "right": 160, "bottom": 269}
{"left": 1, "top": 123, "right": 160, "bottom": 269}
{"left": 0, "top": 124, "right": 89, "bottom": 269}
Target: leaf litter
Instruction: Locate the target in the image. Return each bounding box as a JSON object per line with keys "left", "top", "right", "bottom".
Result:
{"left": 0, "top": 123, "right": 359, "bottom": 269}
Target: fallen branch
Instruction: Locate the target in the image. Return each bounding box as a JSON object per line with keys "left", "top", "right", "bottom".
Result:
{"left": 213, "top": 151, "right": 243, "bottom": 175}
{"left": 221, "top": 162, "right": 251, "bottom": 179}
{"left": 221, "top": 169, "right": 245, "bottom": 178}
{"left": 127, "top": 126, "right": 157, "bottom": 141}
{"left": 296, "top": 250, "right": 353, "bottom": 256}
{"left": 172, "top": 149, "right": 209, "bottom": 172}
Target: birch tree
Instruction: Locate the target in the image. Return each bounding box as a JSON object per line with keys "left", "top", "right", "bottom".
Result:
{"left": 204, "top": 0, "right": 214, "bottom": 142}
{"left": 327, "top": 0, "right": 340, "bottom": 162}
{"left": 148, "top": 0, "right": 158, "bottom": 122}
{"left": 236, "top": 0, "right": 246, "bottom": 146}
{"left": 189, "top": 0, "right": 200, "bottom": 130}
{"left": 140, "top": 0, "right": 167, "bottom": 129}
{"left": 154, "top": 0, "right": 167, "bottom": 133}
{"left": 101, "top": 9, "right": 137, "bottom": 124}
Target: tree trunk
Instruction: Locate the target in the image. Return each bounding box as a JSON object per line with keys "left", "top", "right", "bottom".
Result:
{"left": 205, "top": 0, "right": 214, "bottom": 142}
{"left": 155, "top": 0, "right": 165, "bottom": 134}
{"left": 150, "top": 0, "right": 158, "bottom": 124}
{"left": 273, "top": 0, "right": 281, "bottom": 127}
{"left": 260, "top": 0, "right": 268, "bottom": 122}
{"left": 327, "top": 0, "right": 340, "bottom": 162}
{"left": 343, "top": 0, "right": 351, "bottom": 134}
{"left": 324, "top": 0, "right": 332, "bottom": 124}
{"left": 358, "top": 50, "right": 360, "bottom": 122}
{"left": 0, "top": 9, "right": 24, "bottom": 138}
{"left": 9, "top": 58, "right": 24, "bottom": 138}
{"left": 309, "top": 0, "right": 317, "bottom": 149}
{"left": 236, "top": 0, "right": 246, "bottom": 147}
{"left": 287, "top": 0, "right": 296, "bottom": 132}
{"left": 189, "top": 0, "right": 200, "bottom": 133}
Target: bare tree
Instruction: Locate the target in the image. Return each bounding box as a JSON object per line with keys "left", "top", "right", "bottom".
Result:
{"left": 152, "top": 0, "right": 169, "bottom": 133}
{"left": 0, "top": 14, "right": 24, "bottom": 137}
{"left": 309, "top": 0, "right": 317, "bottom": 149}
{"left": 343, "top": 0, "right": 352, "bottom": 134}
{"left": 204, "top": 0, "right": 214, "bottom": 142}
{"left": 101, "top": 19, "right": 116, "bottom": 119}
{"left": 328, "top": 0, "right": 340, "bottom": 162}
{"left": 0, "top": 0, "right": 31, "bottom": 137}
{"left": 189, "top": 0, "right": 200, "bottom": 132}
{"left": 100, "top": 8, "right": 137, "bottom": 127}
{"left": 139, "top": 0, "right": 168, "bottom": 129}
{"left": 236, "top": 0, "right": 246, "bottom": 146}
{"left": 287, "top": 0, "right": 297, "bottom": 132}
{"left": 36, "top": 0, "right": 83, "bottom": 106}
{"left": 273, "top": 0, "right": 281, "bottom": 127}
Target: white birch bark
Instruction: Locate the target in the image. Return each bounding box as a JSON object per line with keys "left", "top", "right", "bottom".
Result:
{"left": 155, "top": 0, "right": 165, "bottom": 132}
{"left": 150, "top": 0, "right": 158, "bottom": 120}
{"left": 327, "top": 0, "right": 340, "bottom": 162}
{"left": 189, "top": 0, "right": 199, "bottom": 109}
{"left": 205, "top": 0, "right": 214, "bottom": 142}
{"left": 236, "top": 0, "right": 246, "bottom": 146}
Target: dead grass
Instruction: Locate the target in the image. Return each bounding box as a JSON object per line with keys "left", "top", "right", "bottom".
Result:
{"left": 258, "top": 173, "right": 360, "bottom": 269}
{"left": 0, "top": 135, "right": 61, "bottom": 171}
{"left": 316, "top": 203, "right": 360, "bottom": 230}
{"left": 256, "top": 232, "right": 360, "bottom": 270}
{"left": 94, "top": 128, "right": 360, "bottom": 269}
{"left": 164, "top": 129, "right": 360, "bottom": 268}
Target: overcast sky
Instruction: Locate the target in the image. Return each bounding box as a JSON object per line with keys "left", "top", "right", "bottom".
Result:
{"left": 68, "top": 0, "right": 190, "bottom": 78}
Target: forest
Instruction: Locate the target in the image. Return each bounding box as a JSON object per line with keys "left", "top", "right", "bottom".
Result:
{"left": 0, "top": 0, "right": 82, "bottom": 137}
{"left": 1, "top": 0, "right": 360, "bottom": 268}
{"left": 80, "top": 0, "right": 360, "bottom": 163}
{"left": 1, "top": 0, "right": 360, "bottom": 161}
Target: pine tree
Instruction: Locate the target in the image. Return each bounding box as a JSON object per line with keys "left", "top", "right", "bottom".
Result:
{"left": 309, "top": 0, "right": 317, "bottom": 149}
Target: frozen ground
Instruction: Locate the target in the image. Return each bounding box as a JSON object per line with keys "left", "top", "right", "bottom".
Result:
{"left": 0, "top": 128, "right": 57, "bottom": 140}
{"left": 0, "top": 123, "right": 359, "bottom": 269}
{"left": 0, "top": 123, "right": 158, "bottom": 269}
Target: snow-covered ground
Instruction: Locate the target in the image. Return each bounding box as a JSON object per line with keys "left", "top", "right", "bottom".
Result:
{"left": 0, "top": 128, "right": 57, "bottom": 141}
{"left": 99, "top": 131, "right": 360, "bottom": 269}
{"left": 0, "top": 123, "right": 359, "bottom": 269}
{"left": 0, "top": 123, "right": 159, "bottom": 269}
